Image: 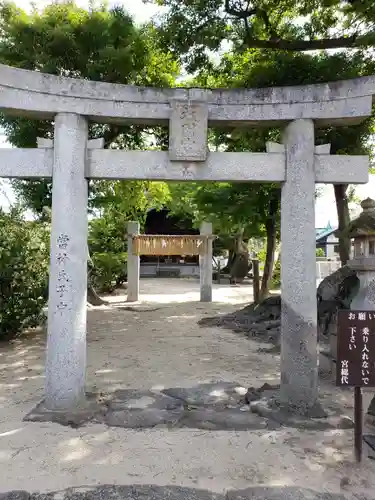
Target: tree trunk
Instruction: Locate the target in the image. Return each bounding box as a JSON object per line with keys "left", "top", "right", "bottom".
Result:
{"left": 86, "top": 247, "right": 109, "bottom": 306}
{"left": 334, "top": 184, "right": 351, "bottom": 266}
{"left": 230, "top": 230, "right": 250, "bottom": 283}
{"left": 226, "top": 248, "right": 236, "bottom": 273}
{"left": 87, "top": 284, "right": 108, "bottom": 306}
{"left": 260, "top": 193, "right": 279, "bottom": 300}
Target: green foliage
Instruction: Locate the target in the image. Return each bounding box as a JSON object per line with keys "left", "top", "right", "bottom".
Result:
{"left": 271, "top": 258, "right": 280, "bottom": 289}
{"left": 0, "top": 1, "right": 175, "bottom": 293}
{"left": 88, "top": 212, "right": 128, "bottom": 293}
{"left": 148, "top": 0, "right": 375, "bottom": 71}
{"left": 0, "top": 208, "right": 49, "bottom": 340}
{"left": 316, "top": 248, "right": 325, "bottom": 257}
{"left": 88, "top": 181, "right": 170, "bottom": 292}
{"left": 0, "top": 1, "right": 177, "bottom": 214}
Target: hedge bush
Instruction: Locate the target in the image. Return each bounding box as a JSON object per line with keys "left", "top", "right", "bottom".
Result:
{"left": 0, "top": 209, "right": 49, "bottom": 340}
{"left": 88, "top": 214, "right": 128, "bottom": 293}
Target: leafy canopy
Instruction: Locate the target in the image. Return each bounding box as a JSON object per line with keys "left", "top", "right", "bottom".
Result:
{"left": 147, "top": 0, "right": 375, "bottom": 71}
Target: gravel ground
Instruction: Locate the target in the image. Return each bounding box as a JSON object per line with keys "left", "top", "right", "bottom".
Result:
{"left": 0, "top": 278, "right": 374, "bottom": 499}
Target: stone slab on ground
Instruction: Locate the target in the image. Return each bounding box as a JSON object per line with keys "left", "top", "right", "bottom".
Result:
{"left": 99, "top": 389, "right": 185, "bottom": 428}
{"left": 178, "top": 407, "right": 275, "bottom": 431}
{"left": 226, "top": 487, "right": 350, "bottom": 499}
{"left": 0, "top": 485, "right": 368, "bottom": 500}
{"left": 162, "top": 382, "right": 247, "bottom": 408}
{"left": 250, "top": 397, "right": 355, "bottom": 431}
{"left": 23, "top": 392, "right": 102, "bottom": 428}
{"left": 24, "top": 382, "right": 352, "bottom": 431}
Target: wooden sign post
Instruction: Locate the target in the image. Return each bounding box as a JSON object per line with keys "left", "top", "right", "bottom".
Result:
{"left": 337, "top": 310, "right": 375, "bottom": 462}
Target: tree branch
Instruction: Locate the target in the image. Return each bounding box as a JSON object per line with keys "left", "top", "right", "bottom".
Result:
{"left": 241, "top": 34, "right": 360, "bottom": 51}
{"left": 224, "top": 0, "right": 256, "bottom": 20}
{"left": 223, "top": 0, "right": 368, "bottom": 51}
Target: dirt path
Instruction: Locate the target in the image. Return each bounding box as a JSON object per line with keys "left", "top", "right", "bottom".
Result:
{"left": 0, "top": 279, "right": 374, "bottom": 499}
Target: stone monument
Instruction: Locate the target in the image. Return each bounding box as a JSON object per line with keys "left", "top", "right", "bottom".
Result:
{"left": 0, "top": 63, "right": 372, "bottom": 412}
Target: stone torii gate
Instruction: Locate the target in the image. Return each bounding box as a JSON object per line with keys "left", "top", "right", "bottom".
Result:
{"left": 0, "top": 63, "right": 372, "bottom": 414}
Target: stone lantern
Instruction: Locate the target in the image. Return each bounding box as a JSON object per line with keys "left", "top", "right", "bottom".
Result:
{"left": 340, "top": 197, "right": 375, "bottom": 428}
{"left": 343, "top": 197, "right": 375, "bottom": 311}
{"left": 323, "top": 198, "right": 375, "bottom": 373}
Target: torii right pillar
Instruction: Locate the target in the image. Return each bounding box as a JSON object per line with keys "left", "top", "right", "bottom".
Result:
{"left": 280, "top": 119, "right": 318, "bottom": 413}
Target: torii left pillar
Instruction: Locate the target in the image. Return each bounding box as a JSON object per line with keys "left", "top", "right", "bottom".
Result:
{"left": 45, "top": 113, "right": 89, "bottom": 410}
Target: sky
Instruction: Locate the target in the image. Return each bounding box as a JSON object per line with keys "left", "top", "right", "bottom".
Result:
{"left": 0, "top": 0, "right": 374, "bottom": 227}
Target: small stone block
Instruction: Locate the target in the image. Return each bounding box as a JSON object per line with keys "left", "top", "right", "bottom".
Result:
{"left": 37, "top": 137, "right": 53, "bottom": 148}
{"left": 315, "top": 143, "right": 331, "bottom": 154}
{"left": 88, "top": 138, "right": 104, "bottom": 149}
{"left": 169, "top": 99, "right": 208, "bottom": 162}
{"left": 266, "top": 141, "right": 284, "bottom": 153}
{"left": 24, "top": 394, "right": 102, "bottom": 428}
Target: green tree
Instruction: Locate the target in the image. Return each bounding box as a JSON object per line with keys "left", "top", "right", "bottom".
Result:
{"left": 89, "top": 181, "right": 169, "bottom": 292}
{"left": 168, "top": 50, "right": 374, "bottom": 296}
{"left": 202, "top": 49, "right": 375, "bottom": 265}
{"left": 148, "top": 0, "right": 375, "bottom": 71}
{"left": 0, "top": 1, "right": 176, "bottom": 296}
{"left": 0, "top": 208, "right": 49, "bottom": 340}
{"left": 149, "top": 0, "right": 375, "bottom": 267}
{"left": 0, "top": 0, "right": 177, "bottom": 215}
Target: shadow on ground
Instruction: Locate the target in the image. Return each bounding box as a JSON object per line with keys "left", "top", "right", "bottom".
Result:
{"left": 24, "top": 381, "right": 354, "bottom": 432}
{"left": 197, "top": 297, "right": 282, "bottom": 353}
{"left": 0, "top": 484, "right": 364, "bottom": 500}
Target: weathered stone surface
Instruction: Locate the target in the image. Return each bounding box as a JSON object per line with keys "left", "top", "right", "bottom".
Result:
{"left": 127, "top": 221, "right": 140, "bottom": 302}
{"left": 0, "top": 492, "right": 30, "bottom": 500}
{"left": 249, "top": 396, "right": 355, "bottom": 430}
{"left": 0, "top": 485, "right": 361, "bottom": 500}
{"left": 250, "top": 399, "right": 330, "bottom": 430}
{"left": 98, "top": 389, "right": 184, "bottom": 428}
{"left": 0, "top": 63, "right": 373, "bottom": 126}
{"left": 23, "top": 382, "right": 338, "bottom": 430}
{"left": 226, "top": 487, "right": 348, "bottom": 500}
{"left": 24, "top": 393, "right": 102, "bottom": 427}
{"left": 200, "top": 222, "right": 213, "bottom": 302}
{"left": 169, "top": 100, "right": 208, "bottom": 162}
{"left": 280, "top": 119, "right": 318, "bottom": 411}
{"left": 243, "top": 383, "right": 280, "bottom": 404}
{"left": 163, "top": 382, "right": 247, "bottom": 408}
{"left": 45, "top": 113, "right": 89, "bottom": 411}
{"left": 179, "top": 407, "right": 274, "bottom": 431}
{"left": 10, "top": 486, "right": 225, "bottom": 500}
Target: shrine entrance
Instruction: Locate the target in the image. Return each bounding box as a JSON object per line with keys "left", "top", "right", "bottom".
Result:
{"left": 0, "top": 62, "right": 371, "bottom": 412}
{"left": 127, "top": 222, "right": 215, "bottom": 302}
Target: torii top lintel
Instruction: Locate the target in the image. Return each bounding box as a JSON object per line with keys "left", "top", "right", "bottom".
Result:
{"left": 0, "top": 64, "right": 374, "bottom": 127}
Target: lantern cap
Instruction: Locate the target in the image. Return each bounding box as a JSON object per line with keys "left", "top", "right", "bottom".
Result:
{"left": 336, "top": 197, "right": 375, "bottom": 239}
{"left": 361, "top": 197, "right": 375, "bottom": 211}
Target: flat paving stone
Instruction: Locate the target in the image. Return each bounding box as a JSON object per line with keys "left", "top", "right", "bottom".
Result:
{"left": 162, "top": 382, "right": 247, "bottom": 408}
{"left": 0, "top": 485, "right": 365, "bottom": 500}
{"left": 250, "top": 398, "right": 353, "bottom": 430}
{"left": 226, "top": 487, "right": 348, "bottom": 500}
{"left": 179, "top": 407, "right": 275, "bottom": 431}
{"left": 24, "top": 393, "right": 102, "bottom": 428}
{"left": 98, "top": 390, "right": 185, "bottom": 428}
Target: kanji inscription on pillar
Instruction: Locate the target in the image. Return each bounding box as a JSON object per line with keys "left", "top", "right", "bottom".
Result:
{"left": 336, "top": 310, "right": 375, "bottom": 387}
